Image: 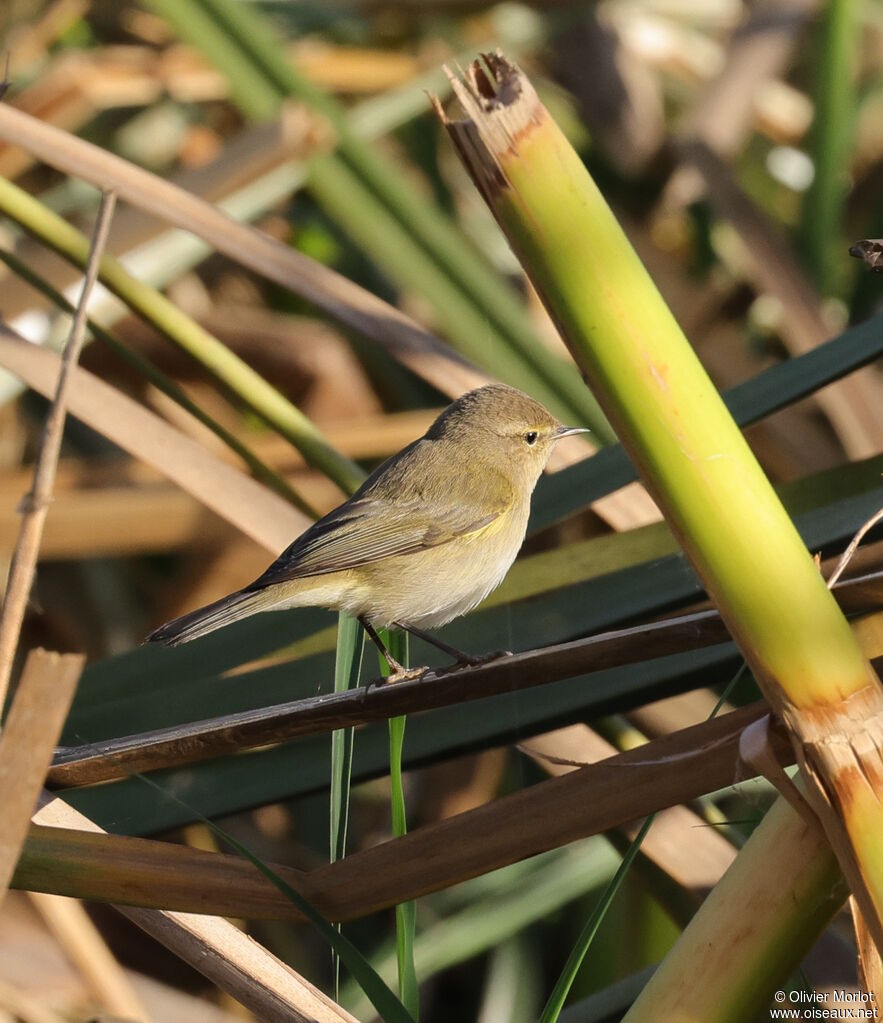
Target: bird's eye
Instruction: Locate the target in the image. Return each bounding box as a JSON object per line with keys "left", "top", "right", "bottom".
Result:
{"left": 525, "top": 431, "right": 538, "bottom": 445}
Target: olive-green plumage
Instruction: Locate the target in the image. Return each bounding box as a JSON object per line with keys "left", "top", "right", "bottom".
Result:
{"left": 147, "top": 384, "right": 586, "bottom": 669}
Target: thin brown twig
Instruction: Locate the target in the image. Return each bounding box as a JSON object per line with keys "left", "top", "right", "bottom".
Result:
{"left": 47, "top": 569, "right": 883, "bottom": 788}
{"left": 827, "top": 504, "right": 883, "bottom": 589}
{"left": 0, "top": 189, "right": 117, "bottom": 710}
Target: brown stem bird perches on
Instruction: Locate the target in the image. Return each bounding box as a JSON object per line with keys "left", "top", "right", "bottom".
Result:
{"left": 148, "top": 384, "right": 587, "bottom": 680}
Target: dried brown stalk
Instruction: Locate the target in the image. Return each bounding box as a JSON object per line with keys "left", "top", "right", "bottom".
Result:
{"left": 23, "top": 703, "right": 778, "bottom": 921}
{"left": 49, "top": 607, "right": 734, "bottom": 786}
{"left": 49, "top": 577, "right": 883, "bottom": 788}
{"left": 0, "top": 650, "right": 83, "bottom": 902}
{"left": 0, "top": 191, "right": 115, "bottom": 704}
{"left": 33, "top": 796, "right": 359, "bottom": 1023}
{"left": 0, "top": 103, "right": 474, "bottom": 392}
{"left": 0, "top": 326, "right": 309, "bottom": 555}
{"left": 28, "top": 892, "right": 151, "bottom": 1023}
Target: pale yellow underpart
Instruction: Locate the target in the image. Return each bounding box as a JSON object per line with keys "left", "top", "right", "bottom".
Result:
{"left": 258, "top": 499, "right": 529, "bottom": 629}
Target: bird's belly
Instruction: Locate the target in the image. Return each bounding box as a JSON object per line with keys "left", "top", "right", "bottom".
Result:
{"left": 345, "top": 509, "right": 527, "bottom": 629}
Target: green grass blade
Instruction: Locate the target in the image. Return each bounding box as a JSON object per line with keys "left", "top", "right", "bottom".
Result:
{"left": 384, "top": 630, "right": 420, "bottom": 1018}
{"left": 330, "top": 612, "right": 364, "bottom": 997}
{"left": 330, "top": 614, "right": 364, "bottom": 862}
{"left": 340, "top": 841, "right": 620, "bottom": 1018}
{"left": 143, "top": 0, "right": 281, "bottom": 120}
{"left": 799, "top": 0, "right": 859, "bottom": 293}
{"left": 539, "top": 817, "right": 656, "bottom": 1023}
{"left": 187, "top": 0, "right": 609, "bottom": 433}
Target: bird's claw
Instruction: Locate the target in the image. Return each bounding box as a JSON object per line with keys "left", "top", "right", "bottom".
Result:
{"left": 367, "top": 664, "right": 429, "bottom": 689}
{"left": 456, "top": 649, "right": 512, "bottom": 668}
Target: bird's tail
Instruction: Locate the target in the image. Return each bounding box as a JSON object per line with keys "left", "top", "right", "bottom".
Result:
{"left": 146, "top": 588, "right": 273, "bottom": 646}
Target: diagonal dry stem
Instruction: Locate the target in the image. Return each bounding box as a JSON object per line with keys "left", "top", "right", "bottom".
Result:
{"left": 0, "top": 325, "right": 310, "bottom": 555}
{"left": 0, "top": 103, "right": 469, "bottom": 388}
{"left": 0, "top": 190, "right": 115, "bottom": 706}
{"left": 33, "top": 795, "right": 358, "bottom": 1023}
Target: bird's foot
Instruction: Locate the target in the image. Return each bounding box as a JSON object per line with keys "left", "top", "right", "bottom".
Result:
{"left": 452, "top": 649, "right": 512, "bottom": 669}
{"left": 370, "top": 661, "right": 428, "bottom": 686}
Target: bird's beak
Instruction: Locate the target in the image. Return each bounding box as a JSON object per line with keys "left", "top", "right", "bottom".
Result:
{"left": 555, "top": 425, "right": 590, "bottom": 439}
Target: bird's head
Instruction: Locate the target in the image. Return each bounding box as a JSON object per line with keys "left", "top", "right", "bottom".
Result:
{"left": 428, "top": 384, "right": 589, "bottom": 491}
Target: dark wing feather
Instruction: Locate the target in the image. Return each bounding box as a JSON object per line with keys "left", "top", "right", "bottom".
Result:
{"left": 247, "top": 492, "right": 510, "bottom": 591}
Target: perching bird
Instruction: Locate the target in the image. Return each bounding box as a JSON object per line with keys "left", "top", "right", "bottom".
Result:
{"left": 147, "top": 384, "right": 587, "bottom": 679}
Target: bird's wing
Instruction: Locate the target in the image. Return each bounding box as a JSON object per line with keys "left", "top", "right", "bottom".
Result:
{"left": 248, "top": 489, "right": 513, "bottom": 590}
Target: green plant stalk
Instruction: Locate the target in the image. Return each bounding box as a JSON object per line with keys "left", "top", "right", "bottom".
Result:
{"left": 157, "top": 0, "right": 611, "bottom": 438}
{"left": 340, "top": 841, "right": 620, "bottom": 1019}
{"left": 436, "top": 54, "right": 883, "bottom": 1002}
{"left": 622, "top": 796, "right": 846, "bottom": 1023}
{"left": 383, "top": 630, "right": 419, "bottom": 1018}
{"left": 307, "top": 154, "right": 579, "bottom": 421}
{"left": 799, "top": 0, "right": 858, "bottom": 294}
{"left": 0, "top": 176, "right": 364, "bottom": 496}
{"left": 144, "top": 0, "right": 280, "bottom": 120}
{"left": 330, "top": 612, "right": 364, "bottom": 998}
{"left": 540, "top": 817, "right": 655, "bottom": 1023}
{"left": 0, "top": 246, "right": 315, "bottom": 515}
{"left": 439, "top": 71, "right": 875, "bottom": 709}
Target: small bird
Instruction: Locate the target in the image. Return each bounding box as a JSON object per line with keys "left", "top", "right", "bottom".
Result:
{"left": 147, "top": 384, "right": 587, "bottom": 679}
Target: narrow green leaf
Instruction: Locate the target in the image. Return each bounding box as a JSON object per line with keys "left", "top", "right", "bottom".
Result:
{"left": 340, "top": 840, "right": 620, "bottom": 1018}
{"left": 539, "top": 817, "right": 656, "bottom": 1023}
{"left": 799, "top": 0, "right": 859, "bottom": 293}
{"left": 131, "top": 772, "right": 417, "bottom": 1023}
{"left": 383, "top": 630, "right": 420, "bottom": 1018}
{"left": 330, "top": 612, "right": 364, "bottom": 997}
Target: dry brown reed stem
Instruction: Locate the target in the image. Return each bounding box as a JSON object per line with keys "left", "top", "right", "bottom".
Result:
{"left": 828, "top": 506, "right": 883, "bottom": 589}
{"left": 0, "top": 650, "right": 83, "bottom": 902}
{"left": 0, "top": 107, "right": 655, "bottom": 529}
{"left": 24, "top": 703, "right": 783, "bottom": 922}
{"left": 48, "top": 607, "right": 735, "bottom": 786}
{"left": 32, "top": 796, "right": 359, "bottom": 1023}
{"left": 0, "top": 190, "right": 116, "bottom": 707}
{"left": 0, "top": 326, "right": 309, "bottom": 555}
{"left": 48, "top": 578, "right": 883, "bottom": 788}
{"left": 0, "top": 103, "right": 476, "bottom": 391}
{"left": 521, "top": 723, "right": 736, "bottom": 911}
{"left": 28, "top": 892, "right": 151, "bottom": 1023}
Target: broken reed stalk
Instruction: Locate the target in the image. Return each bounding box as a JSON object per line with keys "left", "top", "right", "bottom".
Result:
{"left": 0, "top": 190, "right": 116, "bottom": 708}
{"left": 35, "top": 794, "right": 359, "bottom": 1023}
{"left": 0, "top": 650, "right": 83, "bottom": 902}
{"left": 433, "top": 53, "right": 883, "bottom": 1009}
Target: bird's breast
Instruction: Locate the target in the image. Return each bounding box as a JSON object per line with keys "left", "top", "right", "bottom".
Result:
{"left": 347, "top": 500, "right": 529, "bottom": 629}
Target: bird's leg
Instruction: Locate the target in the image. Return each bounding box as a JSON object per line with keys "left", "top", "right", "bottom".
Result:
{"left": 360, "top": 618, "right": 426, "bottom": 684}
{"left": 396, "top": 622, "right": 511, "bottom": 669}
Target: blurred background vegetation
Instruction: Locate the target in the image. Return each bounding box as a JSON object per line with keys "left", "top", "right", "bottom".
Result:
{"left": 0, "top": 0, "right": 881, "bottom": 1020}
